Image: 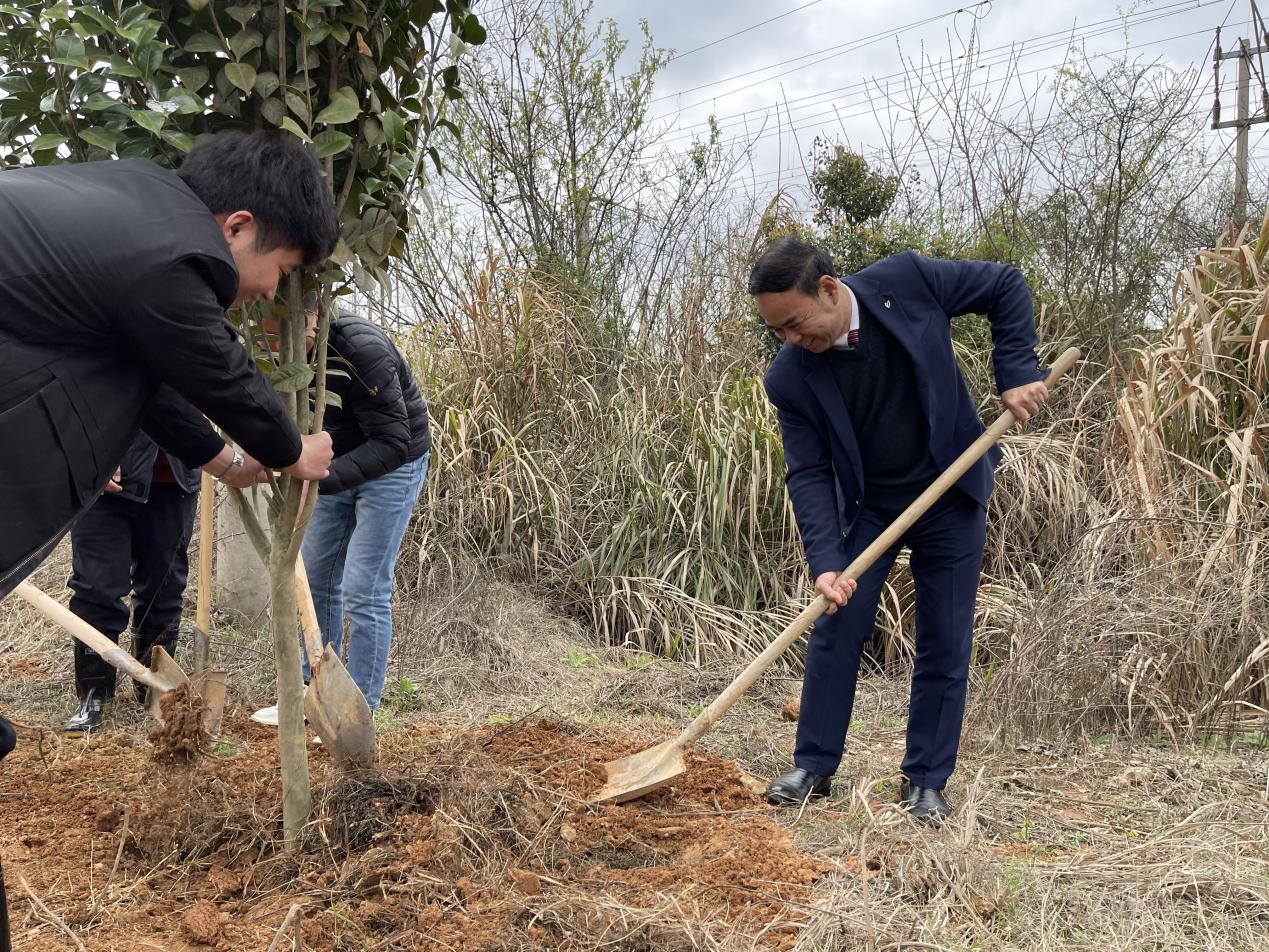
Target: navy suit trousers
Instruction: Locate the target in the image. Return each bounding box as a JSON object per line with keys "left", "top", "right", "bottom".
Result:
{"left": 794, "top": 490, "right": 986, "bottom": 788}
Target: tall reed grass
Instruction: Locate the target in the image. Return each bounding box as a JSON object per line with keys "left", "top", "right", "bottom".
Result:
{"left": 395, "top": 230, "right": 1266, "bottom": 738}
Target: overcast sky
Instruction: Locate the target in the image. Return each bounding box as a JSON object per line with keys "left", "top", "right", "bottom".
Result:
{"left": 585, "top": 0, "right": 1265, "bottom": 197}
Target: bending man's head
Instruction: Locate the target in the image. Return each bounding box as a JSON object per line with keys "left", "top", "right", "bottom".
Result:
{"left": 179, "top": 131, "right": 341, "bottom": 306}
{"left": 748, "top": 237, "right": 851, "bottom": 353}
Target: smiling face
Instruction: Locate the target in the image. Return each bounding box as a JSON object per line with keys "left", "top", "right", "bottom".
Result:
{"left": 754, "top": 274, "right": 852, "bottom": 353}
{"left": 215, "top": 211, "right": 304, "bottom": 307}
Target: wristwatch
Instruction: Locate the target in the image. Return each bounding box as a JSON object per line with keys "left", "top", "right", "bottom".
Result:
{"left": 214, "top": 449, "right": 245, "bottom": 483}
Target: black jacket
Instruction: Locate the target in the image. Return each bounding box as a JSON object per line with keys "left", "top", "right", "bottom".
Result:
{"left": 0, "top": 159, "right": 302, "bottom": 598}
{"left": 321, "top": 314, "right": 430, "bottom": 494}
{"left": 114, "top": 422, "right": 201, "bottom": 503}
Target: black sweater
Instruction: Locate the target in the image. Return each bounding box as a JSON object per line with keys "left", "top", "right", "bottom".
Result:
{"left": 823, "top": 308, "right": 940, "bottom": 517}
{"left": 320, "top": 314, "right": 431, "bottom": 494}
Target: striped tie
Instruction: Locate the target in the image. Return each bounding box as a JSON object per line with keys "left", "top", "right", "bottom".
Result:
{"left": 846, "top": 328, "right": 860, "bottom": 349}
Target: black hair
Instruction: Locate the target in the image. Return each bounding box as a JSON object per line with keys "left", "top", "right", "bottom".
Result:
{"left": 747, "top": 237, "right": 836, "bottom": 296}
{"left": 178, "top": 131, "right": 341, "bottom": 266}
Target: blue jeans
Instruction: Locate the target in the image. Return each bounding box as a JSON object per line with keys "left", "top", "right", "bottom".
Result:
{"left": 300, "top": 453, "right": 428, "bottom": 709}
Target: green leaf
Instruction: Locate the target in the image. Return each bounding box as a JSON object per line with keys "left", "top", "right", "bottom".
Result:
{"left": 77, "top": 126, "right": 117, "bottom": 152}
{"left": 314, "top": 87, "right": 359, "bottom": 125}
{"left": 107, "top": 54, "right": 142, "bottom": 78}
{"left": 72, "top": 6, "right": 116, "bottom": 36}
{"left": 135, "top": 40, "right": 165, "bottom": 77}
{"left": 30, "top": 132, "right": 67, "bottom": 152}
{"left": 160, "top": 129, "right": 196, "bottom": 153}
{"left": 328, "top": 22, "right": 349, "bottom": 45}
{"left": 184, "top": 32, "right": 222, "bottom": 53}
{"left": 119, "top": 19, "right": 161, "bottom": 45}
{"left": 187, "top": 0, "right": 210, "bottom": 10}
{"left": 0, "top": 74, "right": 32, "bottom": 94}
{"left": 324, "top": 390, "right": 342, "bottom": 409}
{"left": 84, "top": 92, "right": 122, "bottom": 111}
{"left": 51, "top": 32, "right": 90, "bottom": 69}
{"left": 129, "top": 108, "right": 165, "bottom": 135}
{"left": 259, "top": 96, "right": 285, "bottom": 125}
{"left": 252, "top": 70, "right": 279, "bottom": 98}
{"left": 42, "top": 2, "right": 71, "bottom": 21}
{"left": 458, "top": 14, "right": 486, "bottom": 44}
{"left": 280, "top": 117, "right": 310, "bottom": 141}
{"left": 117, "top": 5, "right": 151, "bottom": 31}
{"left": 39, "top": 88, "right": 58, "bottom": 113}
{"left": 229, "top": 28, "right": 262, "bottom": 59}
{"left": 224, "top": 62, "right": 257, "bottom": 94}
{"left": 328, "top": 239, "right": 354, "bottom": 267}
{"left": 168, "top": 92, "right": 205, "bottom": 116}
{"left": 284, "top": 90, "right": 310, "bottom": 124}
{"left": 311, "top": 128, "right": 351, "bottom": 159}
{"left": 69, "top": 71, "right": 104, "bottom": 101}
{"left": 381, "top": 108, "right": 404, "bottom": 148}
{"left": 271, "top": 362, "right": 314, "bottom": 393}
{"left": 177, "top": 66, "right": 210, "bottom": 91}
{"left": 305, "top": 22, "right": 330, "bottom": 45}
{"left": 225, "top": 3, "right": 257, "bottom": 25}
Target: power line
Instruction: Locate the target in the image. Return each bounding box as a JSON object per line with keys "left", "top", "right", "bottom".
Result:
{"left": 651, "top": 22, "right": 1219, "bottom": 152}
{"left": 649, "top": 0, "right": 1219, "bottom": 122}
{"left": 665, "top": 0, "right": 827, "bottom": 64}
{"left": 651, "top": 2, "right": 989, "bottom": 104}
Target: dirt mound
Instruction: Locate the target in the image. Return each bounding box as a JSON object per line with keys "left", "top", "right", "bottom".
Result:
{"left": 0, "top": 717, "right": 829, "bottom": 950}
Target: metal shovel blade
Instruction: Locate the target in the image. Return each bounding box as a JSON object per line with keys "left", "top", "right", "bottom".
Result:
{"left": 593, "top": 739, "right": 686, "bottom": 804}
{"left": 304, "top": 644, "right": 377, "bottom": 768}
{"left": 143, "top": 646, "right": 193, "bottom": 722}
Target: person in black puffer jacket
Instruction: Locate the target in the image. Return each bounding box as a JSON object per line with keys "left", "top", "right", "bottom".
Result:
{"left": 254, "top": 296, "right": 430, "bottom": 720}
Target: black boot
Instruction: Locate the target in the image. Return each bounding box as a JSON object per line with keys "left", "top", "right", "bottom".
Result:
{"left": 765, "top": 767, "right": 832, "bottom": 806}
{"left": 63, "top": 688, "right": 106, "bottom": 736}
{"left": 898, "top": 779, "right": 952, "bottom": 827}
{"left": 131, "top": 628, "right": 179, "bottom": 703}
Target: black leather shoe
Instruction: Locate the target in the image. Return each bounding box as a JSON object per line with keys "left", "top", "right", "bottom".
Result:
{"left": 63, "top": 689, "right": 106, "bottom": 737}
{"left": 765, "top": 768, "right": 831, "bottom": 806}
{"left": 899, "top": 779, "right": 951, "bottom": 827}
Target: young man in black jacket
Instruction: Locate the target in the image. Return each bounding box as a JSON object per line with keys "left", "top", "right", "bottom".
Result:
{"left": 0, "top": 131, "right": 341, "bottom": 750}
{"left": 0, "top": 131, "right": 339, "bottom": 603}
{"left": 254, "top": 298, "right": 430, "bottom": 720}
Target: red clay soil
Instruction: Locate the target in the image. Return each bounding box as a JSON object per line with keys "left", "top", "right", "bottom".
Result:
{"left": 0, "top": 715, "right": 831, "bottom": 951}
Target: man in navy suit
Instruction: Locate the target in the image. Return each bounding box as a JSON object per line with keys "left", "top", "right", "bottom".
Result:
{"left": 751, "top": 238, "right": 1049, "bottom": 825}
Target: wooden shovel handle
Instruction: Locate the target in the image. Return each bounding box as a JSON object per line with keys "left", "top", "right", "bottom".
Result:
{"left": 294, "top": 552, "right": 324, "bottom": 665}
{"left": 192, "top": 470, "right": 214, "bottom": 671}
{"left": 13, "top": 582, "right": 168, "bottom": 692}
{"left": 672, "top": 346, "right": 1083, "bottom": 751}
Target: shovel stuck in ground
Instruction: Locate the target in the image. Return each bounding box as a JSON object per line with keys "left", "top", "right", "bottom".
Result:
{"left": 187, "top": 470, "right": 228, "bottom": 736}
{"left": 294, "top": 554, "right": 378, "bottom": 768}
{"left": 13, "top": 580, "right": 225, "bottom": 733}
{"left": 593, "top": 346, "right": 1083, "bottom": 805}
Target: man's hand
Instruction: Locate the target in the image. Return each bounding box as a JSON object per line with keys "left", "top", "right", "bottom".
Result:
{"left": 814, "top": 571, "right": 857, "bottom": 615}
{"left": 1001, "top": 380, "right": 1049, "bottom": 424}
{"left": 221, "top": 451, "right": 268, "bottom": 489}
{"left": 284, "top": 432, "right": 333, "bottom": 481}
{"left": 104, "top": 467, "right": 123, "bottom": 493}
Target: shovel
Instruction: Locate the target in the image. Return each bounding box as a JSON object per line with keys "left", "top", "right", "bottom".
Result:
{"left": 294, "top": 554, "right": 377, "bottom": 767}
{"left": 13, "top": 581, "right": 225, "bottom": 732}
{"left": 593, "top": 346, "right": 1082, "bottom": 804}
{"left": 187, "top": 470, "right": 228, "bottom": 736}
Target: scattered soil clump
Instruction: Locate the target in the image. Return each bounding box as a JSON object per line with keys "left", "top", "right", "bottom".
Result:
{"left": 147, "top": 683, "right": 205, "bottom": 764}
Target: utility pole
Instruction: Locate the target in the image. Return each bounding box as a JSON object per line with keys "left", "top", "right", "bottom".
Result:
{"left": 1212, "top": 17, "right": 1269, "bottom": 225}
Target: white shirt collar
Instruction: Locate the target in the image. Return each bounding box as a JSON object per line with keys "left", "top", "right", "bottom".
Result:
{"left": 831, "top": 281, "right": 861, "bottom": 349}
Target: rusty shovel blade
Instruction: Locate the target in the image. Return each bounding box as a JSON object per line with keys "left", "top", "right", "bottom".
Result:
{"left": 592, "top": 739, "right": 686, "bottom": 805}
{"left": 304, "top": 644, "right": 377, "bottom": 768}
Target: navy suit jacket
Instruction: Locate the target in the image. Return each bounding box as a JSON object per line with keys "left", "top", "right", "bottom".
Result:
{"left": 763, "top": 251, "right": 1046, "bottom": 580}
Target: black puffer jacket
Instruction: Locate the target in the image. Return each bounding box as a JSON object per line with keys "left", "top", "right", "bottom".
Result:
{"left": 320, "top": 314, "right": 430, "bottom": 495}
